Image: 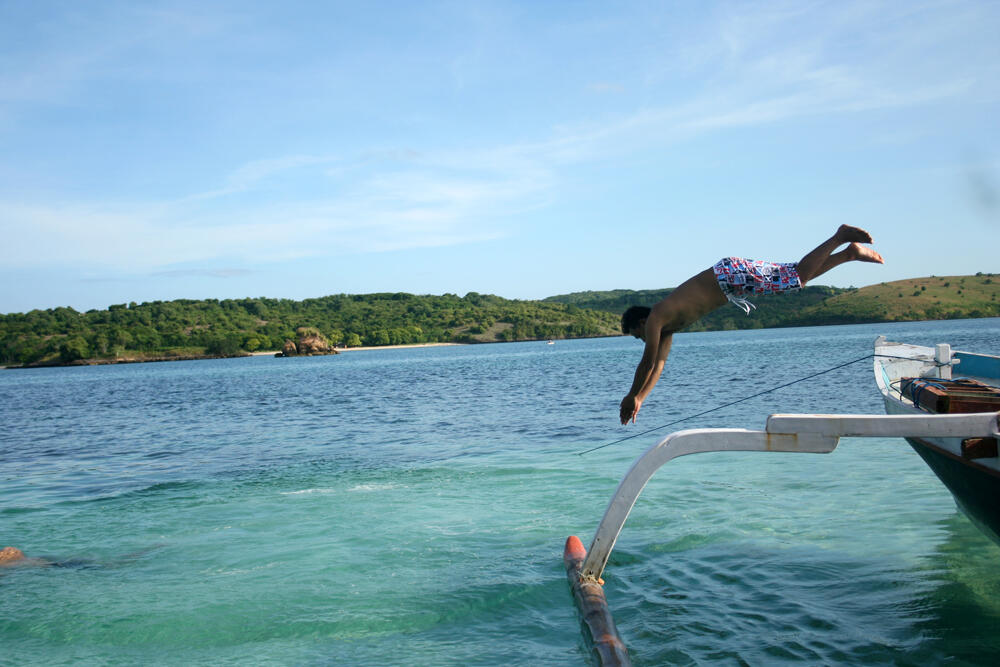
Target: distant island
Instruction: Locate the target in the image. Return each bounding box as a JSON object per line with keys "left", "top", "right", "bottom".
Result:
{"left": 1, "top": 274, "right": 996, "bottom": 368}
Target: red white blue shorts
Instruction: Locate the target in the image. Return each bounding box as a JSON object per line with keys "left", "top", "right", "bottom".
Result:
{"left": 712, "top": 257, "right": 801, "bottom": 313}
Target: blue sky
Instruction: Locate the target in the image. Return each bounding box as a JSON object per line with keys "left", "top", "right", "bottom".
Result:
{"left": 1, "top": 1, "right": 998, "bottom": 314}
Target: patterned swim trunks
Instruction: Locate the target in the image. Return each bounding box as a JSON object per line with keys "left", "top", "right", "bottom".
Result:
{"left": 712, "top": 257, "right": 801, "bottom": 314}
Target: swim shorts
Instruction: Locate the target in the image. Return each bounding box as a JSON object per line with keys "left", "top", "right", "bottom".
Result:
{"left": 712, "top": 257, "right": 801, "bottom": 314}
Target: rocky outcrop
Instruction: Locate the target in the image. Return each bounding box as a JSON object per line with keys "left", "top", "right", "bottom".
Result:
{"left": 275, "top": 327, "right": 339, "bottom": 357}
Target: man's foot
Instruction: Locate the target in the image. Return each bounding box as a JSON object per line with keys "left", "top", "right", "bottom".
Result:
{"left": 846, "top": 242, "right": 884, "bottom": 263}
{"left": 836, "top": 224, "right": 874, "bottom": 244}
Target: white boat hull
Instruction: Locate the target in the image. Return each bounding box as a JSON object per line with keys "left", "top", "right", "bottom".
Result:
{"left": 875, "top": 337, "right": 1000, "bottom": 545}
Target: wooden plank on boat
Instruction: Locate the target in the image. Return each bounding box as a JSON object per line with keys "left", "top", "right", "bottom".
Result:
{"left": 962, "top": 437, "right": 999, "bottom": 459}
{"left": 564, "top": 536, "right": 631, "bottom": 667}
{"left": 900, "top": 378, "right": 1000, "bottom": 413}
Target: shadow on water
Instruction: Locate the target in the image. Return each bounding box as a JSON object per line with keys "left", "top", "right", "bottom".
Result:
{"left": 601, "top": 510, "right": 1000, "bottom": 665}
{"left": 1, "top": 544, "right": 164, "bottom": 573}
{"left": 910, "top": 513, "right": 1000, "bottom": 663}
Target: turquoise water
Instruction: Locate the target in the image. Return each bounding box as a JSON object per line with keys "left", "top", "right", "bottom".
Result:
{"left": 2, "top": 319, "right": 999, "bottom": 665}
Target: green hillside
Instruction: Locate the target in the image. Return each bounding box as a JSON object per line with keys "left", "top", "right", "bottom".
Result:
{"left": 546, "top": 273, "right": 1000, "bottom": 331}
{"left": 793, "top": 274, "right": 1000, "bottom": 325}
{"left": 3, "top": 274, "right": 996, "bottom": 368}
{"left": 0, "top": 293, "right": 620, "bottom": 367}
{"left": 545, "top": 285, "right": 849, "bottom": 331}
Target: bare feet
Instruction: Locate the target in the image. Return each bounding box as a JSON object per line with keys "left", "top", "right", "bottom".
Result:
{"left": 836, "top": 224, "right": 874, "bottom": 244}
{"left": 846, "top": 242, "right": 884, "bottom": 263}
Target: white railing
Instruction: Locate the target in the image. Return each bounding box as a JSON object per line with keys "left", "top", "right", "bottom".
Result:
{"left": 580, "top": 411, "right": 1000, "bottom": 581}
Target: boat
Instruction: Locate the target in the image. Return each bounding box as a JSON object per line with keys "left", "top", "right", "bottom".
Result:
{"left": 564, "top": 337, "right": 1000, "bottom": 664}
{"left": 874, "top": 336, "right": 1000, "bottom": 544}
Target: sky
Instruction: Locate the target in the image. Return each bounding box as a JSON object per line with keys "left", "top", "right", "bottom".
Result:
{"left": 1, "top": 0, "right": 998, "bottom": 314}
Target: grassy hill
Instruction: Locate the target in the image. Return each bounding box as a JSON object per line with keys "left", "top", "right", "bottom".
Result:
{"left": 1, "top": 292, "right": 621, "bottom": 367}
{"left": 3, "top": 274, "right": 996, "bottom": 368}
{"left": 793, "top": 274, "right": 999, "bottom": 325}
{"left": 546, "top": 273, "right": 1000, "bottom": 331}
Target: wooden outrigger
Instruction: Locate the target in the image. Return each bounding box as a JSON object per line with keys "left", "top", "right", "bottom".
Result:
{"left": 564, "top": 535, "right": 630, "bottom": 666}
{"left": 565, "top": 409, "right": 1000, "bottom": 664}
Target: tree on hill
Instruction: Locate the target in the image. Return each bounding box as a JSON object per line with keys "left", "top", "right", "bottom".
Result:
{"left": 0, "top": 292, "right": 620, "bottom": 366}
{"left": 2, "top": 275, "right": 995, "bottom": 368}
{"left": 546, "top": 275, "right": 999, "bottom": 331}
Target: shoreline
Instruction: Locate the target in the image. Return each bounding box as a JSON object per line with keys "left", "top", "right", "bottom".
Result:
{"left": 1, "top": 343, "right": 477, "bottom": 369}
{"left": 3, "top": 342, "right": 467, "bottom": 369}
{"left": 249, "top": 342, "right": 464, "bottom": 356}
{"left": 343, "top": 342, "right": 465, "bottom": 352}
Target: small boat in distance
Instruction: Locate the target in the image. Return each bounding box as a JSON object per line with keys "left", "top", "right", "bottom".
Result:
{"left": 874, "top": 337, "right": 1000, "bottom": 544}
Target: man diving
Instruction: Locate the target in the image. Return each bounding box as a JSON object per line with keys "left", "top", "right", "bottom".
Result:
{"left": 619, "top": 225, "right": 884, "bottom": 425}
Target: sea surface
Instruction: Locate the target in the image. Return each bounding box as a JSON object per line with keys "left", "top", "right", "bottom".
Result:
{"left": 2, "top": 318, "right": 999, "bottom": 666}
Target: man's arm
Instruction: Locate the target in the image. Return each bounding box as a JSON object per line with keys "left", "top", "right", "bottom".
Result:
{"left": 619, "top": 313, "right": 674, "bottom": 424}
{"left": 638, "top": 334, "right": 672, "bottom": 397}
{"left": 618, "top": 268, "right": 725, "bottom": 424}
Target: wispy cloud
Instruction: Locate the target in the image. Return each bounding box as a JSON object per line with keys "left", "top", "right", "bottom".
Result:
{"left": 0, "top": 145, "right": 547, "bottom": 271}
{"left": 0, "top": 5, "right": 233, "bottom": 105}
{"left": 1, "top": 0, "right": 995, "bottom": 276}
{"left": 152, "top": 268, "right": 255, "bottom": 278}
{"left": 587, "top": 82, "right": 625, "bottom": 95}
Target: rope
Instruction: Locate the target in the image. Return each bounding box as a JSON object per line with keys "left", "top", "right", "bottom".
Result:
{"left": 900, "top": 378, "right": 946, "bottom": 413}
{"left": 576, "top": 352, "right": 934, "bottom": 456}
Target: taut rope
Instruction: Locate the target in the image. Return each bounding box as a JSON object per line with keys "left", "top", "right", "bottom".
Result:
{"left": 576, "top": 353, "right": 928, "bottom": 456}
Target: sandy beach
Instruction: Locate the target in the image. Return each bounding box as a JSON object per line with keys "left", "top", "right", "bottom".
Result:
{"left": 250, "top": 342, "right": 463, "bottom": 356}
{"left": 340, "top": 342, "right": 463, "bottom": 352}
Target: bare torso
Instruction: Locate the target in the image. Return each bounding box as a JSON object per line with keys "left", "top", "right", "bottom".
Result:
{"left": 649, "top": 268, "right": 727, "bottom": 334}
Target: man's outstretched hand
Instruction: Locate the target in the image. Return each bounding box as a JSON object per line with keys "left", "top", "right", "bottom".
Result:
{"left": 620, "top": 395, "right": 642, "bottom": 425}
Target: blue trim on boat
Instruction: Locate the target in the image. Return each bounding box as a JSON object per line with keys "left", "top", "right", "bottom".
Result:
{"left": 955, "top": 350, "right": 1000, "bottom": 381}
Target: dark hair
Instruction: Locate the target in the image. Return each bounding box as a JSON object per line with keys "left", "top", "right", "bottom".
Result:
{"left": 620, "top": 305, "right": 650, "bottom": 334}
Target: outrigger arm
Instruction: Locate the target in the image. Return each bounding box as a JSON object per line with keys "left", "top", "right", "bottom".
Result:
{"left": 580, "top": 411, "right": 1000, "bottom": 581}
{"left": 565, "top": 411, "right": 1000, "bottom": 666}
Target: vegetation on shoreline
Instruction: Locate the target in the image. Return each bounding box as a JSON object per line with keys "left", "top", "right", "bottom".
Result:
{"left": 0, "top": 292, "right": 619, "bottom": 367}
{"left": 2, "top": 274, "right": 996, "bottom": 368}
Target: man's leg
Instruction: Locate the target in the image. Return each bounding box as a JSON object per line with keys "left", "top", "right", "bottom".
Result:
{"left": 796, "top": 225, "right": 883, "bottom": 285}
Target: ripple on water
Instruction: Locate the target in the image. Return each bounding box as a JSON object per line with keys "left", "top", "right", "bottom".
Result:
{"left": 3, "top": 321, "right": 1000, "bottom": 664}
{"left": 606, "top": 540, "right": 942, "bottom": 664}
